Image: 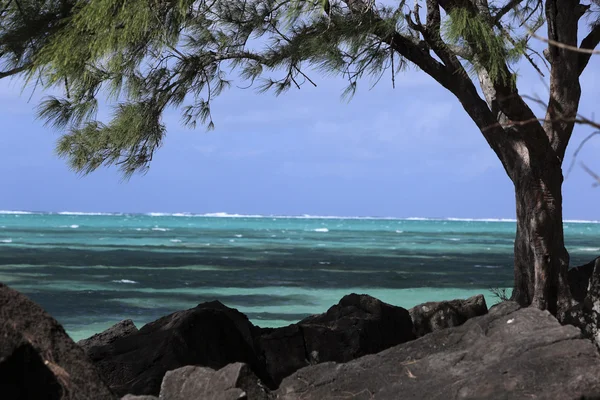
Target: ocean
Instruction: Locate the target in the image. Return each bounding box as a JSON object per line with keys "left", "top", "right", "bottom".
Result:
{"left": 1, "top": 211, "right": 599, "bottom": 341}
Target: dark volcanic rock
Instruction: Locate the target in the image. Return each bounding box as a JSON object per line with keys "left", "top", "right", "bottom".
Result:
{"left": 275, "top": 302, "right": 600, "bottom": 399}
{"left": 564, "top": 257, "right": 600, "bottom": 347}
{"left": 259, "top": 293, "right": 415, "bottom": 385}
{"left": 0, "top": 283, "right": 114, "bottom": 400}
{"left": 0, "top": 342, "right": 63, "bottom": 400}
{"left": 568, "top": 256, "right": 600, "bottom": 303}
{"left": 87, "top": 301, "right": 267, "bottom": 397}
{"left": 258, "top": 324, "right": 308, "bottom": 385}
{"left": 92, "top": 294, "right": 414, "bottom": 396}
{"left": 562, "top": 303, "right": 600, "bottom": 347}
{"left": 120, "top": 395, "right": 157, "bottom": 400}
{"left": 79, "top": 320, "right": 138, "bottom": 353}
{"left": 409, "top": 294, "right": 488, "bottom": 337}
{"left": 160, "top": 363, "right": 271, "bottom": 400}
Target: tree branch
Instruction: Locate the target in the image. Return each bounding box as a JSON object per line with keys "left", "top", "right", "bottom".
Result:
{"left": 565, "top": 131, "right": 600, "bottom": 179}
{"left": 439, "top": 0, "right": 547, "bottom": 145}
{"left": 414, "top": 0, "right": 469, "bottom": 77}
{"left": 493, "top": 0, "right": 525, "bottom": 23}
{"left": 0, "top": 64, "right": 28, "bottom": 79}
{"left": 543, "top": 0, "right": 585, "bottom": 160}
{"left": 529, "top": 29, "right": 600, "bottom": 56}
{"left": 581, "top": 162, "right": 600, "bottom": 188}
{"left": 359, "top": 1, "right": 522, "bottom": 176}
{"left": 578, "top": 23, "right": 600, "bottom": 76}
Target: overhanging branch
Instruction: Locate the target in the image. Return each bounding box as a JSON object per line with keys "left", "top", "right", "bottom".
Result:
{"left": 355, "top": 0, "right": 522, "bottom": 176}
{"left": 493, "top": 0, "right": 525, "bottom": 23}
{"left": 0, "top": 64, "right": 28, "bottom": 79}
{"left": 578, "top": 23, "right": 600, "bottom": 76}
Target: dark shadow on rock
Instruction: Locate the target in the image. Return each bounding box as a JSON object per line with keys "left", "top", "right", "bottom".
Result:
{"left": 568, "top": 257, "right": 600, "bottom": 303}
{"left": 0, "top": 283, "right": 115, "bottom": 400}
{"left": 564, "top": 257, "right": 600, "bottom": 348}
{"left": 0, "top": 342, "right": 62, "bottom": 400}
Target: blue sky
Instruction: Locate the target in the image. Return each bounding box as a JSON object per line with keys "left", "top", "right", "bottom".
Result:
{"left": 1, "top": 42, "right": 599, "bottom": 219}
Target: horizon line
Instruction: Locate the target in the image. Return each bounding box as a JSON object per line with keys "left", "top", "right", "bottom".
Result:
{"left": 1, "top": 210, "right": 599, "bottom": 224}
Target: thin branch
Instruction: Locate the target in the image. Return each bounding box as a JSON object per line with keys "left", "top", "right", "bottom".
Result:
{"left": 518, "top": 0, "right": 542, "bottom": 28}
{"left": 493, "top": 0, "right": 524, "bottom": 23}
{"left": 581, "top": 162, "right": 600, "bottom": 188}
{"left": 566, "top": 131, "right": 600, "bottom": 179}
{"left": 480, "top": 94, "right": 600, "bottom": 132}
{"left": 578, "top": 24, "right": 600, "bottom": 76}
{"left": 391, "top": 49, "right": 395, "bottom": 89}
{"left": 529, "top": 30, "right": 600, "bottom": 55}
{"left": 523, "top": 14, "right": 544, "bottom": 42}
{"left": 0, "top": 64, "right": 28, "bottom": 79}
{"left": 293, "top": 65, "right": 317, "bottom": 87}
{"left": 496, "top": 23, "right": 545, "bottom": 76}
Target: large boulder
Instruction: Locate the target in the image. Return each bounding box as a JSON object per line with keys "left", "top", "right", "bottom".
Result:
{"left": 562, "top": 303, "right": 600, "bottom": 349}
{"left": 79, "top": 320, "right": 138, "bottom": 353}
{"left": 86, "top": 301, "right": 268, "bottom": 397}
{"left": 275, "top": 302, "right": 600, "bottom": 399}
{"left": 258, "top": 293, "right": 415, "bottom": 385}
{"left": 409, "top": 294, "right": 488, "bottom": 337}
{"left": 0, "top": 283, "right": 115, "bottom": 400}
{"left": 159, "top": 363, "right": 271, "bottom": 400}
{"left": 564, "top": 257, "right": 600, "bottom": 347}
{"left": 86, "top": 294, "right": 415, "bottom": 395}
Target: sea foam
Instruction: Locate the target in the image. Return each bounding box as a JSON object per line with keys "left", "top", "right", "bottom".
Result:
{"left": 314, "top": 228, "right": 329, "bottom": 232}
{"left": 2, "top": 210, "right": 600, "bottom": 224}
{"left": 147, "top": 212, "right": 192, "bottom": 217}
{"left": 57, "top": 211, "right": 116, "bottom": 216}
{"left": 577, "top": 247, "right": 600, "bottom": 252}
{"left": 112, "top": 279, "right": 138, "bottom": 284}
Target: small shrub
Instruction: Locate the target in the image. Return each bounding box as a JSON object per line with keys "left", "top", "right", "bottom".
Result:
{"left": 490, "top": 287, "right": 510, "bottom": 302}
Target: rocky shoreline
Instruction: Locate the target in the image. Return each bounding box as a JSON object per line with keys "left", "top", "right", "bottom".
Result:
{"left": 3, "top": 258, "right": 600, "bottom": 399}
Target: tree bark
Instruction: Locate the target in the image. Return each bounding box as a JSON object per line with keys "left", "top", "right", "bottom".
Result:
{"left": 510, "top": 146, "right": 572, "bottom": 316}
{"left": 335, "top": 0, "right": 591, "bottom": 317}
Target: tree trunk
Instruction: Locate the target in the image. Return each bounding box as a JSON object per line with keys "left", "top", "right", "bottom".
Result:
{"left": 510, "top": 149, "right": 572, "bottom": 316}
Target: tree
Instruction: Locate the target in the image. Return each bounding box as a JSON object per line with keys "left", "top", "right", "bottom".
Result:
{"left": 0, "top": 0, "right": 75, "bottom": 79}
{"left": 1, "top": 0, "right": 599, "bottom": 316}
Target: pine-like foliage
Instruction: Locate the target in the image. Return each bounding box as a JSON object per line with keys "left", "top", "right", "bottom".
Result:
{"left": 0, "top": 0, "right": 75, "bottom": 77}
{"left": 1, "top": 0, "right": 599, "bottom": 176}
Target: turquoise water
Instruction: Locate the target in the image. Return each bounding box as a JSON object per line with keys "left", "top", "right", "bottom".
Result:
{"left": 1, "top": 211, "right": 599, "bottom": 341}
